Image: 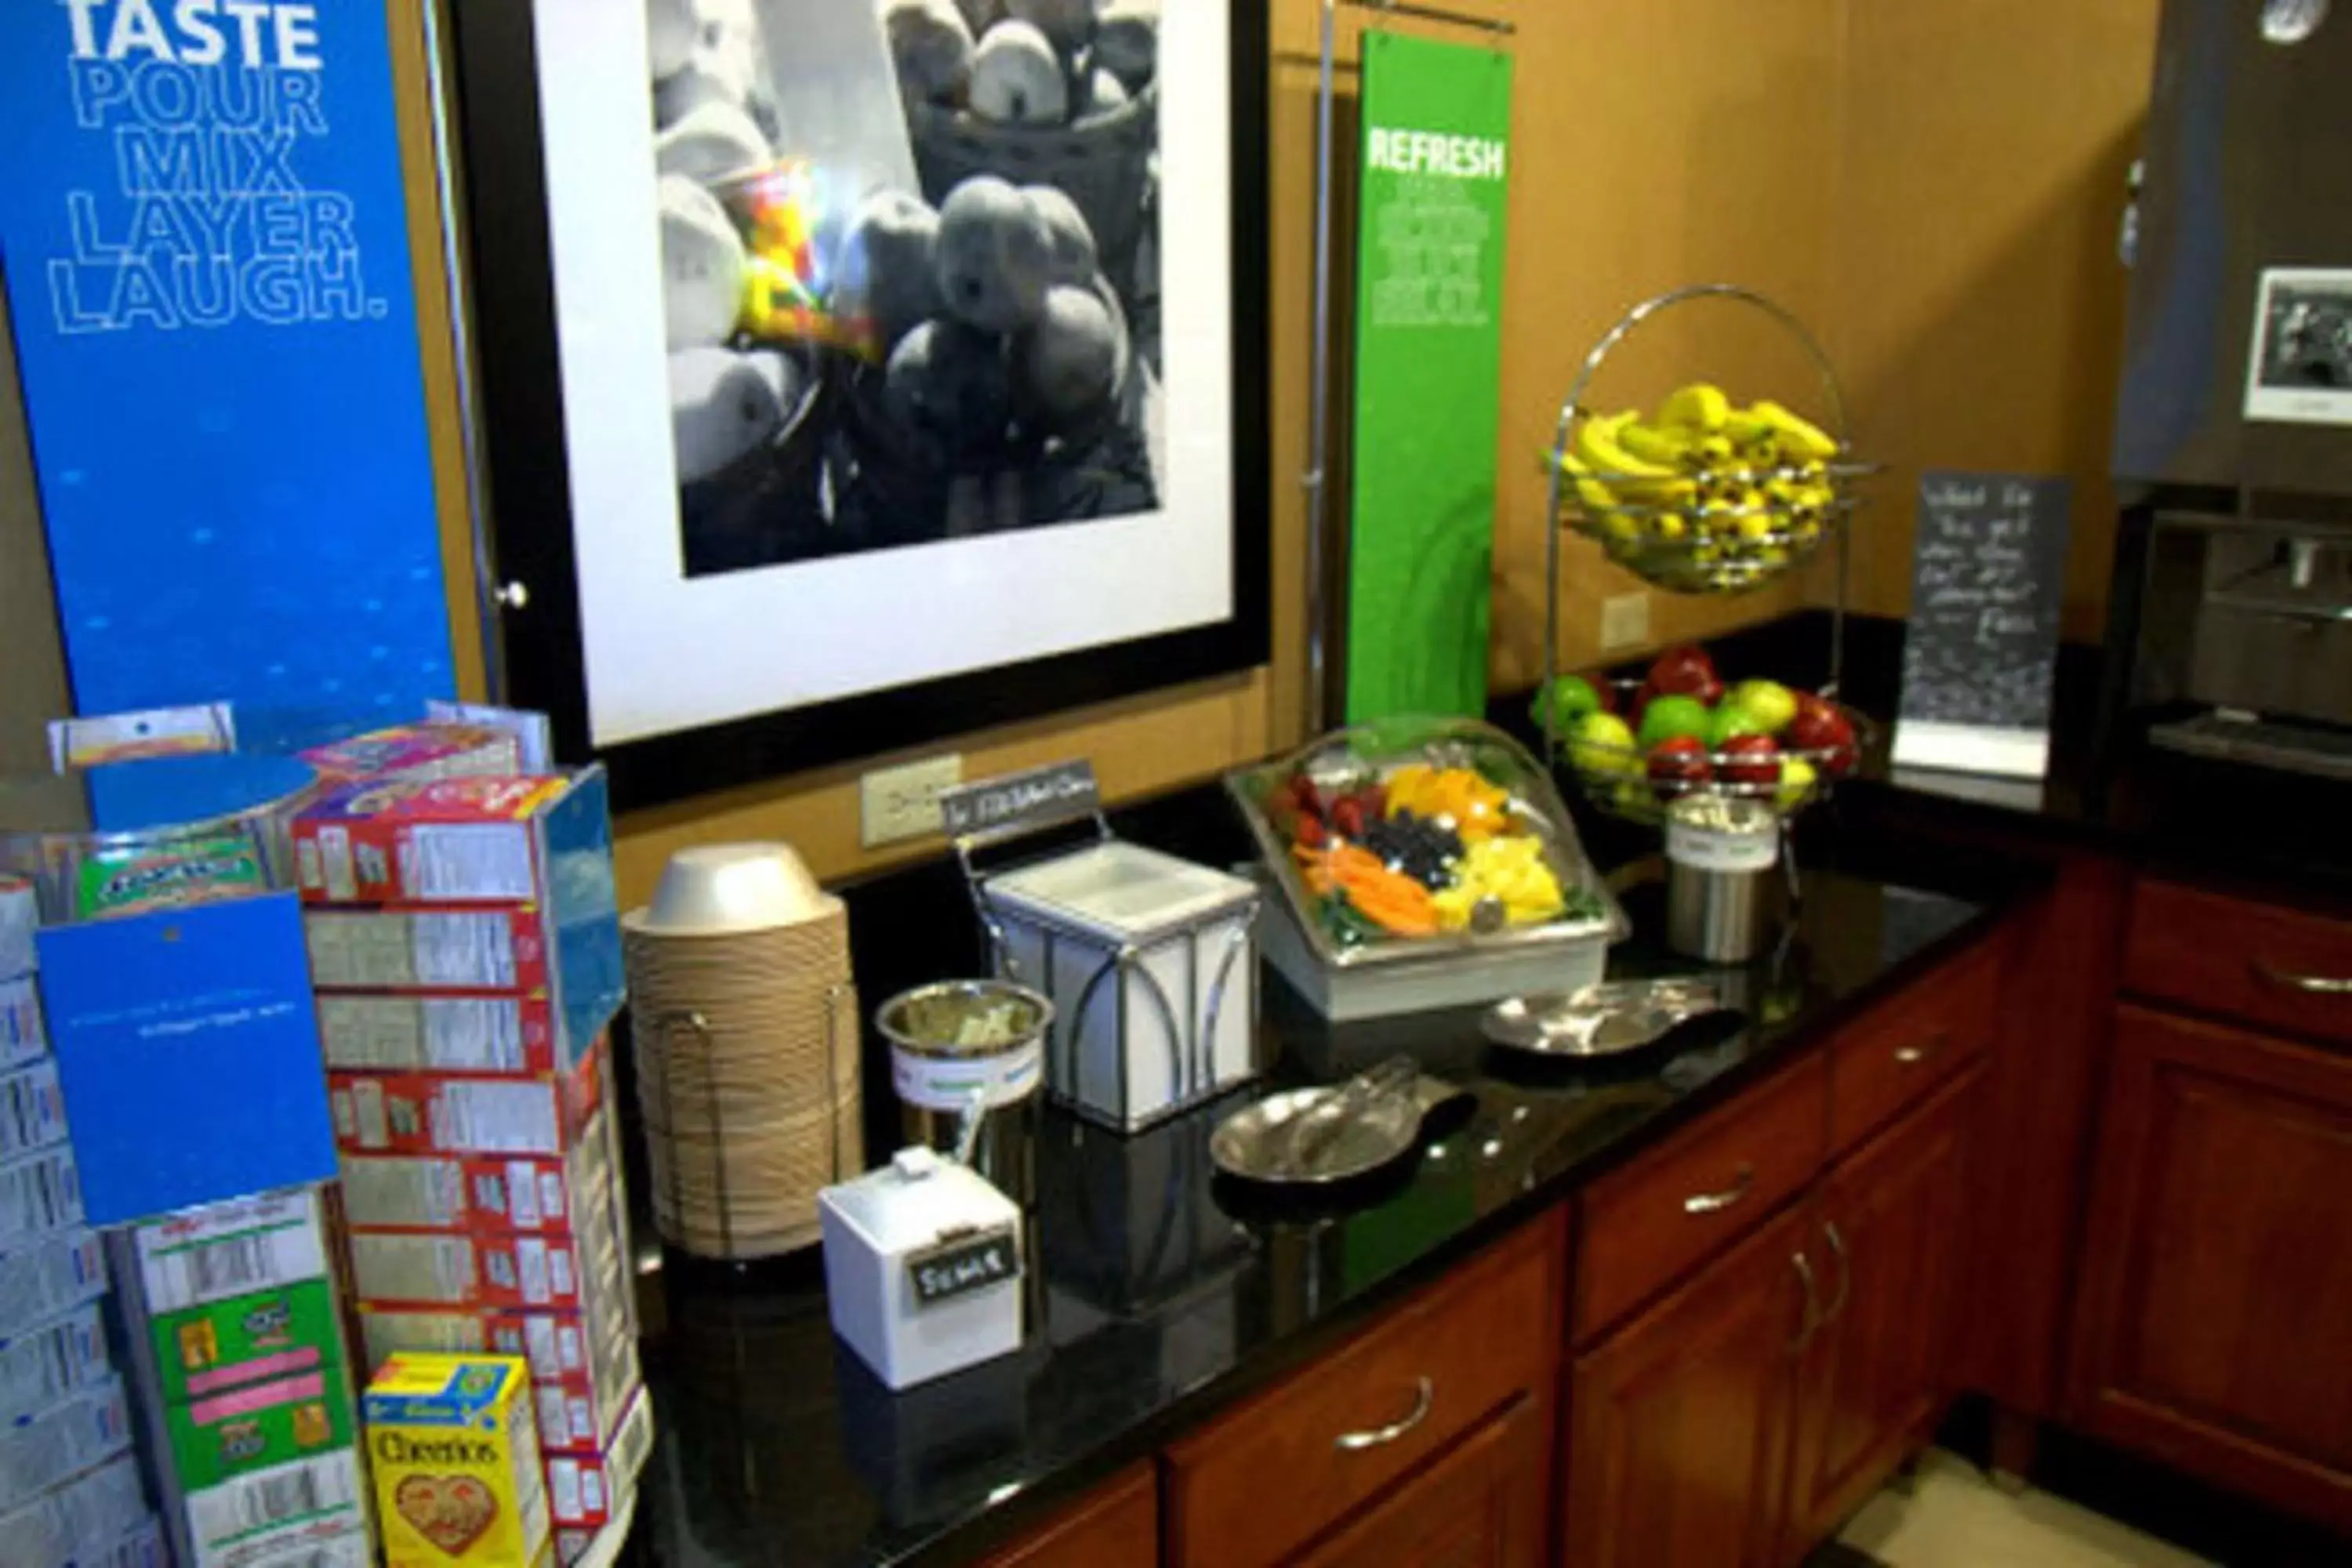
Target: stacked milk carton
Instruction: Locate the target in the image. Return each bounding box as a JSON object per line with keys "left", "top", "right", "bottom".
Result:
{"left": 0, "top": 875, "right": 164, "bottom": 1568}
{"left": 114, "top": 1191, "right": 372, "bottom": 1568}
{"left": 292, "top": 771, "right": 649, "bottom": 1562}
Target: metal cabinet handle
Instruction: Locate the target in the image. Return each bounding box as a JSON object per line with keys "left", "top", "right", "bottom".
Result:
{"left": 1683, "top": 1163, "right": 1756, "bottom": 1216}
{"left": 1334, "top": 1377, "right": 1434, "bottom": 1452}
{"left": 2251, "top": 960, "right": 2352, "bottom": 996}
{"left": 1893, "top": 1028, "right": 1950, "bottom": 1067}
{"left": 1788, "top": 1250, "right": 1820, "bottom": 1355}
{"left": 1821, "top": 1220, "right": 1852, "bottom": 1326}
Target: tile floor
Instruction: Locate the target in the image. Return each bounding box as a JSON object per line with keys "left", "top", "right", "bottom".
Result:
{"left": 1831, "top": 1450, "right": 2215, "bottom": 1568}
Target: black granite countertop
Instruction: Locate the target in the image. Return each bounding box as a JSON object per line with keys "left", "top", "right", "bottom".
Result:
{"left": 606, "top": 781, "right": 2025, "bottom": 1567}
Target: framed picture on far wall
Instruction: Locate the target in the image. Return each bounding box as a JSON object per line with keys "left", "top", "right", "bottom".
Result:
{"left": 448, "top": 0, "right": 1270, "bottom": 810}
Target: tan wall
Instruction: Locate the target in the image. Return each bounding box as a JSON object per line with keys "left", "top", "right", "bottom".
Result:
{"left": 1827, "top": 2, "right": 2160, "bottom": 641}
{"left": 406, "top": 1, "right": 2158, "bottom": 905}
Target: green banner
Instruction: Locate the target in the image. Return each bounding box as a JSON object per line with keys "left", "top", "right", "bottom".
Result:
{"left": 1343, "top": 31, "right": 1513, "bottom": 723}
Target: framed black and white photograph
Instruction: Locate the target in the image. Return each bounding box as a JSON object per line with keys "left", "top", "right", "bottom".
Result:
{"left": 2245, "top": 266, "right": 2352, "bottom": 426}
{"left": 449, "top": 0, "right": 1269, "bottom": 808}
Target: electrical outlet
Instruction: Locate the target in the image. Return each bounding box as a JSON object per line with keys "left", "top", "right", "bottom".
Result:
{"left": 1600, "top": 593, "right": 1650, "bottom": 652}
{"left": 860, "top": 754, "right": 964, "bottom": 848}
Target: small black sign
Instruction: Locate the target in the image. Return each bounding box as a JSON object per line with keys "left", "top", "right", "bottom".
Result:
{"left": 1897, "top": 472, "right": 2073, "bottom": 734}
{"left": 906, "top": 1226, "right": 1021, "bottom": 1308}
{"left": 937, "top": 760, "right": 1099, "bottom": 840}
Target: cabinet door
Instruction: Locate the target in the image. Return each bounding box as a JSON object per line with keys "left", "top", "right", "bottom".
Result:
{"left": 1564, "top": 1204, "right": 1814, "bottom": 1568}
{"left": 1292, "top": 1392, "right": 1552, "bottom": 1568}
{"left": 2068, "top": 1005, "right": 2352, "bottom": 1532}
{"left": 1787, "top": 1069, "right": 1976, "bottom": 1552}
{"left": 978, "top": 1465, "right": 1156, "bottom": 1568}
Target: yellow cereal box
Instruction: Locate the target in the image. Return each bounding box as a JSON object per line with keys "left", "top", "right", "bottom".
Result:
{"left": 364, "top": 1352, "right": 551, "bottom": 1568}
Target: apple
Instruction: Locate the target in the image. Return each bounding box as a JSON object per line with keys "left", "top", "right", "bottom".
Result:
{"left": 1533, "top": 674, "right": 1608, "bottom": 732}
{"left": 1787, "top": 692, "right": 1858, "bottom": 776}
{"left": 886, "top": 0, "right": 977, "bottom": 107}
{"left": 1717, "top": 733, "right": 1782, "bottom": 789}
{"left": 1726, "top": 678, "right": 1797, "bottom": 735}
{"left": 653, "top": 100, "right": 771, "bottom": 184}
{"left": 1647, "top": 735, "right": 1713, "bottom": 799}
{"left": 1094, "top": 0, "right": 1160, "bottom": 91}
{"left": 1637, "top": 694, "right": 1711, "bottom": 750}
{"left": 1566, "top": 711, "right": 1639, "bottom": 779}
{"left": 1018, "top": 284, "right": 1126, "bottom": 423}
{"left": 659, "top": 176, "right": 746, "bottom": 350}
{"left": 968, "top": 20, "right": 1069, "bottom": 125}
{"left": 1775, "top": 756, "right": 1819, "bottom": 811}
{"left": 648, "top": 0, "right": 698, "bottom": 80}
{"left": 886, "top": 320, "right": 1013, "bottom": 454}
{"left": 669, "top": 346, "right": 790, "bottom": 484}
{"left": 1645, "top": 644, "right": 1723, "bottom": 706}
{"left": 936, "top": 175, "right": 1054, "bottom": 332}
{"left": 836, "top": 190, "right": 946, "bottom": 355}
{"left": 1022, "top": 185, "right": 1099, "bottom": 284}
{"left": 1705, "top": 702, "right": 1773, "bottom": 751}
{"left": 1076, "top": 67, "right": 1131, "bottom": 123}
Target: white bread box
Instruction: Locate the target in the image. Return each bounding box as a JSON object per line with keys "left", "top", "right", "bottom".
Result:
{"left": 818, "top": 1146, "right": 1022, "bottom": 1390}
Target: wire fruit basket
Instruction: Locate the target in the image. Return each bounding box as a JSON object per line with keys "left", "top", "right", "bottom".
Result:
{"left": 1555, "top": 679, "right": 1873, "bottom": 829}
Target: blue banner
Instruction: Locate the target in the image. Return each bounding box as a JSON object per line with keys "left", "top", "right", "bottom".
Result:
{"left": 0, "top": 0, "right": 454, "bottom": 719}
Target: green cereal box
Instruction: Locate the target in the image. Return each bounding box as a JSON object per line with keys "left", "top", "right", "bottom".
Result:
{"left": 149, "top": 1277, "right": 345, "bottom": 1406}
{"left": 162, "top": 1364, "right": 355, "bottom": 1492}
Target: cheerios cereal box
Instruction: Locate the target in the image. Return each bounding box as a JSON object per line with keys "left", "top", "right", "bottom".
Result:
{"left": 364, "top": 1353, "right": 550, "bottom": 1568}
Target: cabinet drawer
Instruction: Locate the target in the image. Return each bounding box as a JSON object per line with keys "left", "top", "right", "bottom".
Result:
{"left": 1573, "top": 1052, "right": 1825, "bottom": 1343}
{"left": 979, "top": 1465, "right": 1156, "bottom": 1568}
{"left": 1164, "top": 1217, "right": 1561, "bottom": 1568}
{"left": 1828, "top": 942, "right": 1996, "bottom": 1156}
{"left": 2125, "top": 880, "right": 2352, "bottom": 1047}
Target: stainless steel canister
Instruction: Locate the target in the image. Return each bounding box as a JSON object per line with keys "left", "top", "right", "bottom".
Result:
{"left": 875, "top": 980, "right": 1052, "bottom": 1207}
{"left": 1664, "top": 797, "right": 1784, "bottom": 963}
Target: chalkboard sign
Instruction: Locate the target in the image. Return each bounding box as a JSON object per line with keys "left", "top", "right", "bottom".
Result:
{"left": 938, "top": 761, "right": 1100, "bottom": 841}
{"left": 906, "top": 1225, "right": 1021, "bottom": 1309}
{"left": 1892, "top": 472, "right": 2072, "bottom": 777}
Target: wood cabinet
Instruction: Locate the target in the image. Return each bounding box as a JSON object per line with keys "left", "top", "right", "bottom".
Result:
{"left": 1787, "top": 1069, "right": 1978, "bottom": 1551}
{"left": 1564, "top": 1203, "right": 1814, "bottom": 1568}
{"left": 979, "top": 1465, "right": 1157, "bottom": 1568}
{"left": 1291, "top": 1392, "right": 1552, "bottom": 1568}
{"left": 2067, "top": 1004, "right": 2352, "bottom": 1532}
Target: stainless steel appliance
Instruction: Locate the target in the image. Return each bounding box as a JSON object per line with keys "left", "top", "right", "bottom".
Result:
{"left": 2103, "top": 0, "right": 2352, "bottom": 776}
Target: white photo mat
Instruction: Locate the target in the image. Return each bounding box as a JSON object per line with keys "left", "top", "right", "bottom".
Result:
{"left": 532, "top": 0, "right": 1239, "bottom": 748}
{"left": 2244, "top": 265, "right": 2352, "bottom": 426}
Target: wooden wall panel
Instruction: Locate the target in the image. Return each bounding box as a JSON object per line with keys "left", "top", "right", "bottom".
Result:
{"left": 1826, "top": 1, "right": 2160, "bottom": 641}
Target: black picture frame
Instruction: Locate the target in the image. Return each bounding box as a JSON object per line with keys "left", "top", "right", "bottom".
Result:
{"left": 444, "top": 2, "right": 1272, "bottom": 814}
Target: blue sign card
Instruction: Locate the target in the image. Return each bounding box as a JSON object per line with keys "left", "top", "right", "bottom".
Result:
{"left": 0, "top": 2, "right": 455, "bottom": 719}
{"left": 35, "top": 891, "right": 334, "bottom": 1223}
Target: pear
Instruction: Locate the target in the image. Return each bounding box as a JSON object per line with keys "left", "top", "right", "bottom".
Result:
{"left": 670, "top": 347, "right": 793, "bottom": 484}
{"left": 653, "top": 100, "right": 770, "bottom": 183}
{"left": 1021, "top": 184, "right": 1098, "bottom": 284}
{"left": 885, "top": 0, "right": 975, "bottom": 107}
{"left": 1093, "top": 0, "right": 1158, "bottom": 91}
{"left": 968, "top": 19, "right": 1067, "bottom": 125}
{"left": 659, "top": 175, "right": 746, "bottom": 350}
{"left": 935, "top": 175, "right": 1054, "bottom": 333}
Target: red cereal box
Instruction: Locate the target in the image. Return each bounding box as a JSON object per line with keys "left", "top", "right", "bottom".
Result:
{"left": 299, "top": 723, "right": 521, "bottom": 786}
{"left": 292, "top": 776, "right": 580, "bottom": 906}
{"left": 544, "top": 1385, "right": 652, "bottom": 1531}
{"left": 303, "top": 904, "right": 554, "bottom": 994}
{"left": 337, "top": 1126, "right": 615, "bottom": 1237}
{"left": 347, "top": 1228, "right": 601, "bottom": 1311}
{"left": 358, "top": 1292, "right": 641, "bottom": 1459}
{"left": 328, "top": 1041, "right": 606, "bottom": 1160}
{"left": 316, "top": 992, "right": 561, "bottom": 1076}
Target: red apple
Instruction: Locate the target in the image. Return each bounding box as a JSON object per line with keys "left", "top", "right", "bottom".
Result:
{"left": 1646, "top": 735, "right": 1713, "bottom": 799}
{"left": 1786, "top": 693, "right": 1858, "bottom": 776}
{"left": 1718, "top": 732, "right": 1782, "bottom": 789}
{"left": 1646, "top": 644, "right": 1724, "bottom": 707}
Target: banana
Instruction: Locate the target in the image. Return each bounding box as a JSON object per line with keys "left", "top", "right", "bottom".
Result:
{"left": 1573, "top": 411, "right": 1693, "bottom": 502}
{"left": 1617, "top": 420, "right": 1693, "bottom": 469}
{"left": 1749, "top": 400, "right": 1838, "bottom": 461}
{"left": 1555, "top": 451, "right": 1624, "bottom": 524}
{"left": 1657, "top": 382, "right": 1730, "bottom": 434}
{"left": 1724, "top": 409, "right": 1777, "bottom": 448}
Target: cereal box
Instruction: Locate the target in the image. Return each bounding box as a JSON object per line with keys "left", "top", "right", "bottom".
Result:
{"left": 0, "top": 1229, "right": 110, "bottom": 1341}
{"left": 543, "top": 1384, "right": 652, "bottom": 1531}
{"left": 303, "top": 905, "right": 554, "bottom": 994}
{"left": 365, "top": 1354, "right": 550, "bottom": 1568}
{"left": 162, "top": 1367, "right": 355, "bottom": 1491}
{"left": 180, "top": 1448, "right": 367, "bottom": 1568}
{"left": 298, "top": 724, "right": 521, "bottom": 787}
{"left": 292, "top": 777, "right": 580, "bottom": 906}
{"left": 147, "top": 1279, "right": 343, "bottom": 1405}
{"left": 0, "top": 1146, "right": 85, "bottom": 1240}
{"left": 0, "top": 1059, "right": 71, "bottom": 1160}
{"left": 0, "top": 976, "right": 47, "bottom": 1070}
{"left": 71, "top": 837, "right": 272, "bottom": 922}
{"left": 316, "top": 992, "right": 563, "bottom": 1076}
{"left": 0, "top": 877, "right": 34, "bottom": 981}
{"left": 0, "top": 1453, "right": 150, "bottom": 1568}
{"left": 360, "top": 1301, "right": 641, "bottom": 1460}
{"left": 133, "top": 1192, "right": 331, "bottom": 1316}
{"left": 337, "top": 1125, "right": 614, "bottom": 1236}
{"left": 0, "top": 1300, "right": 111, "bottom": 1425}
{"left": 0, "top": 1378, "right": 132, "bottom": 1510}
{"left": 328, "top": 1042, "right": 608, "bottom": 1160}
{"left": 350, "top": 1229, "right": 604, "bottom": 1312}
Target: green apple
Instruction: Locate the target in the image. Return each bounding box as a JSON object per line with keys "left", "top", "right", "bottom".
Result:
{"left": 1637, "top": 694, "right": 1711, "bottom": 750}
{"left": 1531, "top": 674, "right": 1604, "bottom": 732}
{"left": 1726, "top": 678, "right": 1798, "bottom": 735}
{"left": 1775, "top": 756, "right": 1818, "bottom": 811}
{"left": 1705, "top": 702, "right": 1771, "bottom": 750}
{"left": 1567, "top": 711, "right": 1639, "bottom": 779}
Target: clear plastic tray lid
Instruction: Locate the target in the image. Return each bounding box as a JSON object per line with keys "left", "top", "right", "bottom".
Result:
{"left": 1225, "top": 718, "right": 1625, "bottom": 970}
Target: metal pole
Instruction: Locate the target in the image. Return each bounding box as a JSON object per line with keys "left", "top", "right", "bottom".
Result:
{"left": 1305, "top": 2, "right": 1339, "bottom": 737}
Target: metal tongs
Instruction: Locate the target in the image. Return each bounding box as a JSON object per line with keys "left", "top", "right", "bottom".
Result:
{"left": 1276, "top": 1054, "right": 1422, "bottom": 1178}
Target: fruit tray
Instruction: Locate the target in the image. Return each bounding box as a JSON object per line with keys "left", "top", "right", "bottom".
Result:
{"left": 1225, "top": 719, "right": 1624, "bottom": 971}
{"left": 1544, "top": 285, "right": 1877, "bottom": 598}
{"left": 1535, "top": 649, "right": 1870, "bottom": 829}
